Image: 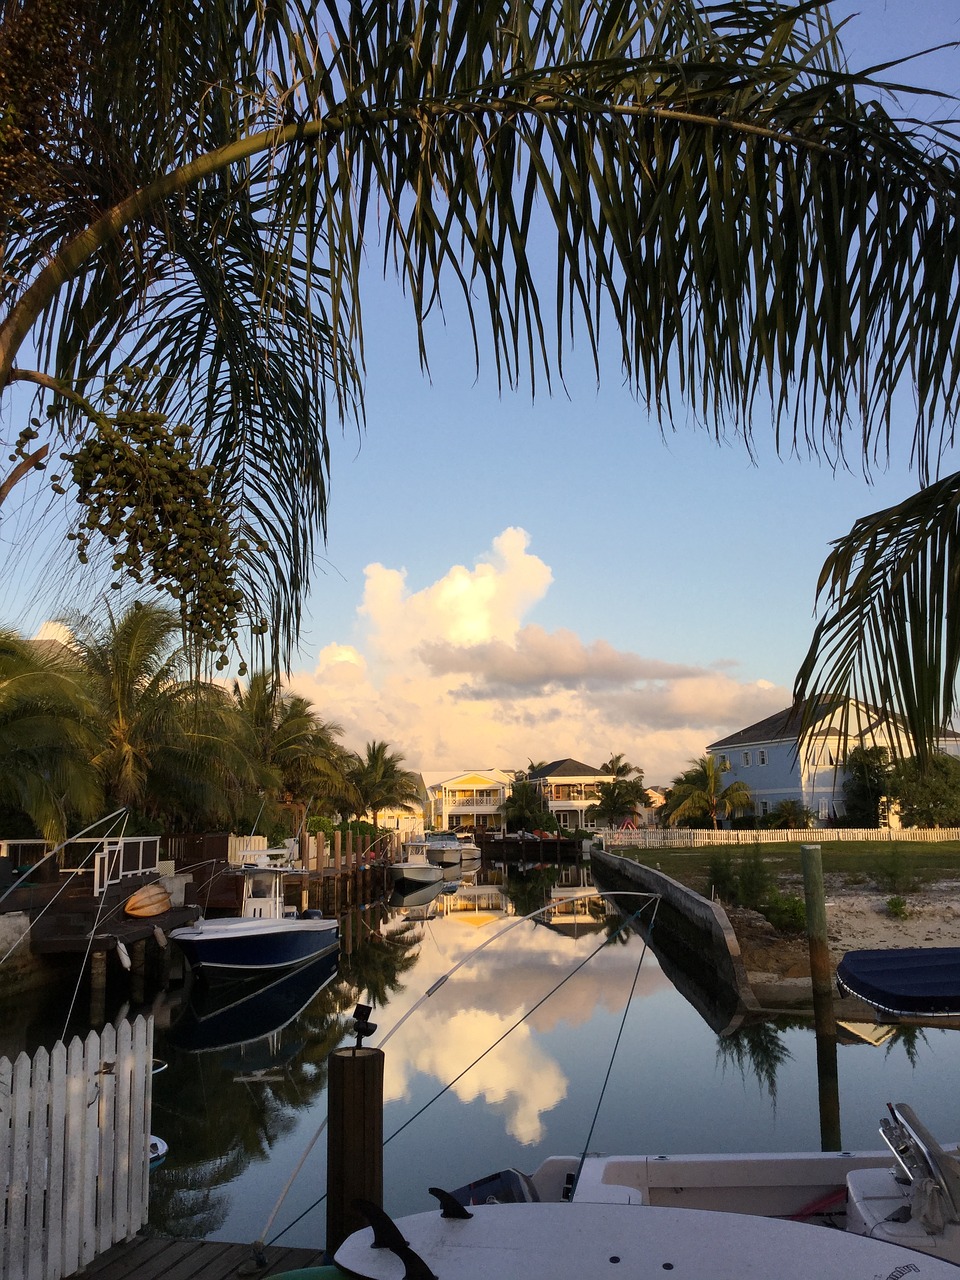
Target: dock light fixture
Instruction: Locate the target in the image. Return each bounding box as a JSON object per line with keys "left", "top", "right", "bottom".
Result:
{"left": 349, "top": 1002, "right": 377, "bottom": 1048}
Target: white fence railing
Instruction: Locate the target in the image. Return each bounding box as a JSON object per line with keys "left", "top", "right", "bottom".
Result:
{"left": 599, "top": 826, "right": 960, "bottom": 850}
{"left": 0, "top": 1017, "right": 154, "bottom": 1280}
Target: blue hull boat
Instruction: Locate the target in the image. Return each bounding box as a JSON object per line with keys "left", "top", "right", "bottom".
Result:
{"left": 170, "top": 863, "right": 339, "bottom": 978}
{"left": 169, "top": 915, "right": 339, "bottom": 976}
{"left": 836, "top": 947, "right": 960, "bottom": 1016}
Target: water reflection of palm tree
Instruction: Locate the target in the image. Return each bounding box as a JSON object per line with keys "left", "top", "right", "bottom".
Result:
{"left": 338, "top": 918, "right": 422, "bottom": 1009}
{"left": 884, "top": 1025, "right": 931, "bottom": 1068}
{"left": 150, "top": 977, "right": 347, "bottom": 1237}
{"left": 502, "top": 868, "right": 558, "bottom": 919}
{"left": 716, "top": 1022, "right": 794, "bottom": 1104}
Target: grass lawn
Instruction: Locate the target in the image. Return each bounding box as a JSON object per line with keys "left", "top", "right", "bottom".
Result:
{"left": 614, "top": 841, "right": 960, "bottom": 898}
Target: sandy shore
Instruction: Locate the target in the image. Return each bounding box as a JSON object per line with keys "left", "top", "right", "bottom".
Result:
{"left": 730, "top": 877, "right": 960, "bottom": 1003}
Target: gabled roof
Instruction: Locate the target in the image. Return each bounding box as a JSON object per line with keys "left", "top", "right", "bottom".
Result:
{"left": 528, "top": 758, "right": 607, "bottom": 779}
{"left": 708, "top": 700, "right": 960, "bottom": 752}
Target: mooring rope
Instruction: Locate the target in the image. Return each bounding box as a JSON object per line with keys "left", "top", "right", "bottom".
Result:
{"left": 573, "top": 894, "right": 660, "bottom": 1191}
{"left": 256, "top": 888, "right": 660, "bottom": 1251}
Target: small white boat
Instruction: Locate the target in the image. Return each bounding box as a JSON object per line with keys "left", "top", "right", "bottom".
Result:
{"left": 423, "top": 831, "right": 479, "bottom": 867}
{"left": 169, "top": 866, "right": 338, "bottom": 977}
{"left": 389, "top": 861, "right": 443, "bottom": 892}
{"left": 331, "top": 1103, "right": 960, "bottom": 1279}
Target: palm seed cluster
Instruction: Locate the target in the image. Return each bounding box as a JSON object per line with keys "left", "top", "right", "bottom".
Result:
{"left": 54, "top": 386, "right": 247, "bottom": 668}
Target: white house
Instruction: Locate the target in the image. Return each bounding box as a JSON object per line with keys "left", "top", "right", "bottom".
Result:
{"left": 526, "top": 758, "right": 615, "bottom": 830}
{"left": 421, "top": 769, "right": 513, "bottom": 833}
{"left": 707, "top": 700, "right": 960, "bottom": 825}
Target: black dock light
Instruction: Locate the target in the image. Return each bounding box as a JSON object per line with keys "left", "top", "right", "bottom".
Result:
{"left": 350, "top": 1002, "right": 377, "bottom": 1048}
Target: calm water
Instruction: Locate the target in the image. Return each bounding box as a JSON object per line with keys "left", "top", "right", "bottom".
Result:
{"left": 5, "top": 882, "right": 960, "bottom": 1252}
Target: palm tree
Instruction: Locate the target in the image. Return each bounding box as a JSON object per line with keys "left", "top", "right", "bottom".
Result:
{"left": 600, "top": 754, "right": 643, "bottom": 784}
{"left": 0, "top": 628, "right": 101, "bottom": 839}
{"left": 4, "top": 2, "right": 960, "bottom": 681}
{"left": 348, "top": 741, "right": 422, "bottom": 839}
{"left": 586, "top": 779, "right": 648, "bottom": 829}
{"left": 766, "top": 800, "right": 815, "bottom": 830}
{"left": 501, "top": 780, "right": 554, "bottom": 833}
{"left": 66, "top": 601, "right": 257, "bottom": 831}
{"left": 664, "top": 756, "right": 753, "bottom": 831}
{"left": 232, "top": 672, "right": 360, "bottom": 835}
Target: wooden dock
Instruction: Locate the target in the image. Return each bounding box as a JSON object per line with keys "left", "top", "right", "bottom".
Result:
{"left": 70, "top": 1232, "right": 327, "bottom": 1279}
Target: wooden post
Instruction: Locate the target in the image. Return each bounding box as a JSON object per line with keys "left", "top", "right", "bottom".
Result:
{"left": 317, "top": 832, "right": 326, "bottom": 871}
{"left": 326, "top": 1046, "right": 384, "bottom": 1257}
{"left": 130, "top": 939, "right": 147, "bottom": 1005}
{"left": 801, "top": 844, "right": 832, "bottom": 1002}
{"left": 801, "top": 843, "right": 841, "bottom": 1151}
{"left": 90, "top": 950, "right": 107, "bottom": 1025}
{"left": 333, "top": 829, "right": 342, "bottom": 873}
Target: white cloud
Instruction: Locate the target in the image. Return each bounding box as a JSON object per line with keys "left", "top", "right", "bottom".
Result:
{"left": 289, "top": 528, "right": 787, "bottom": 780}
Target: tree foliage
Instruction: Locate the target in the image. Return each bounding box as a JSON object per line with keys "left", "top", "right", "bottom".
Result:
{"left": 2, "top": 0, "right": 960, "bottom": 684}
{"left": 890, "top": 754, "right": 960, "bottom": 829}
{"left": 664, "top": 755, "right": 753, "bottom": 829}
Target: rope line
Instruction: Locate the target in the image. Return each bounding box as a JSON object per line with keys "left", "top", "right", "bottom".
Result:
{"left": 574, "top": 896, "right": 659, "bottom": 1191}
{"left": 261, "top": 889, "right": 659, "bottom": 1248}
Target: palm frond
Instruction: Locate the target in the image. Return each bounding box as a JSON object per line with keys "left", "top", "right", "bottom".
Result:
{"left": 4, "top": 0, "right": 960, "bottom": 664}
{"left": 795, "top": 472, "right": 960, "bottom": 768}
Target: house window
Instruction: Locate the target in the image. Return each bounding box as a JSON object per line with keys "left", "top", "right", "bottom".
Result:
{"left": 758, "top": 750, "right": 767, "bottom": 766}
{"left": 759, "top": 801, "right": 769, "bottom": 816}
{"left": 818, "top": 799, "right": 829, "bottom": 821}
{"left": 718, "top": 754, "right": 730, "bottom": 770}
{"left": 741, "top": 751, "right": 751, "bottom": 767}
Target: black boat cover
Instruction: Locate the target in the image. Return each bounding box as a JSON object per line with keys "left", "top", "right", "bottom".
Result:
{"left": 836, "top": 947, "right": 960, "bottom": 1016}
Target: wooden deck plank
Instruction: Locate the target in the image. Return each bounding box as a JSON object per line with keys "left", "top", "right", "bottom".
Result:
{"left": 68, "top": 1235, "right": 326, "bottom": 1280}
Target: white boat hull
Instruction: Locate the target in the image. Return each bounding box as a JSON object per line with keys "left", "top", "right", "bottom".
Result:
{"left": 335, "top": 1201, "right": 960, "bottom": 1279}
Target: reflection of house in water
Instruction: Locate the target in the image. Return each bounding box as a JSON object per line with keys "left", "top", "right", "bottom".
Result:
{"left": 438, "top": 883, "right": 513, "bottom": 915}
{"left": 540, "top": 887, "right": 610, "bottom": 937}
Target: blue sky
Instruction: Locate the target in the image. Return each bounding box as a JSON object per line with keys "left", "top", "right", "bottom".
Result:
{"left": 9, "top": 2, "right": 960, "bottom": 785}
{"left": 283, "top": 2, "right": 960, "bottom": 782}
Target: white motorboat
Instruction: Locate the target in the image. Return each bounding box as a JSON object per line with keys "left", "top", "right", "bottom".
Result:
{"left": 422, "top": 831, "right": 480, "bottom": 867}
{"left": 169, "top": 865, "right": 338, "bottom": 977}
{"left": 331, "top": 1103, "right": 960, "bottom": 1279}
{"left": 389, "top": 861, "right": 444, "bottom": 892}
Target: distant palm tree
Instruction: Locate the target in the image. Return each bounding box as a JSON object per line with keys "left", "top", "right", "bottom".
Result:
{"left": 767, "top": 800, "right": 815, "bottom": 830}
{"left": 232, "top": 672, "right": 359, "bottom": 832}
{"left": 0, "top": 629, "right": 101, "bottom": 839}
{"left": 348, "top": 741, "right": 421, "bottom": 838}
{"left": 600, "top": 754, "right": 643, "bottom": 784}
{"left": 587, "top": 779, "right": 645, "bottom": 829}
{"left": 66, "top": 601, "right": 256, "bottom": 830}
{"left": 501, "top": 779, "right": 553, "bottom": 832}
{"left": 665, "top": 756, "right": 753, "bottom": 831}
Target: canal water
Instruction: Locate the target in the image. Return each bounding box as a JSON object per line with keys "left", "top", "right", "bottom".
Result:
{"left": 5, "top": 875, "right": 960, "bottom": 1254}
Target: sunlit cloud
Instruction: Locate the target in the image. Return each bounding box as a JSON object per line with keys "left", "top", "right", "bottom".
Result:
{"left": 290, "top": 527, "right": 787, "bottom": 780}
{"left": 380, "top": 914, "right": 671, "bottom": 1144}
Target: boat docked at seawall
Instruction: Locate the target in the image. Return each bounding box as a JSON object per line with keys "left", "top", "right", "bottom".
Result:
{"left": 420, "top": 831, "right": 465, "bottom": 867}
{"left": 837, "top": 947, "right": 960, "bottom": 1016}
{"left": 389, "top": 861, "right": 443, "bottom": 893}
{"left": 331, "top": 1103, "right": 960, "bottom": 1280}
{"left": 169, "top": 865, "right": 338, "bottom": 978}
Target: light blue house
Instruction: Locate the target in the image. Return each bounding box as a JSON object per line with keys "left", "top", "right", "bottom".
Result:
{"left": 707, "top": 700, "right": 960, "bottom": 826}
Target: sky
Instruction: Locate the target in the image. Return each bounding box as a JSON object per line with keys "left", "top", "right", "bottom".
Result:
{"left": 8, "top": 2, "right": 960, "bottom": 787}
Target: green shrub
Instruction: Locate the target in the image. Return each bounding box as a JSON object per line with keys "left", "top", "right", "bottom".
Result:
{"left": 872, "top": 849, "right": 920, "bottom": 894}
{"left": 886, "top": 895, "right": 909, "bottom": 919}
{"left": 763, "top": 892, "right": 806, "bottom": 934}
{"left": 707, "top": 852, "right": 738, "bottom": 903}
{"left": 737, "top": 851, "right": 774, "bottom": 911}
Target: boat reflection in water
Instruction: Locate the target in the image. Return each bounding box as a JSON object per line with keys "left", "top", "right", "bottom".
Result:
{"left": 167, "top": 946, "right": 341, "bottom": 1055}
{"left": 388, "top": 878, "right": 447, "bottom": 919}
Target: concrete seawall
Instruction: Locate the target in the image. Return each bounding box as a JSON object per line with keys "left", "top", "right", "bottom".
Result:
{"left": 591, "top": 849, "right": 760, "bottom": 1018}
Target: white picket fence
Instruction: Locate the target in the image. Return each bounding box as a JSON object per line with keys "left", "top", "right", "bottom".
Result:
{"left": 0, "top": 1017, "right": 154, "bottom": 1280}
{"left": 600, "top": 826, "right": 960, "bottom": 850}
